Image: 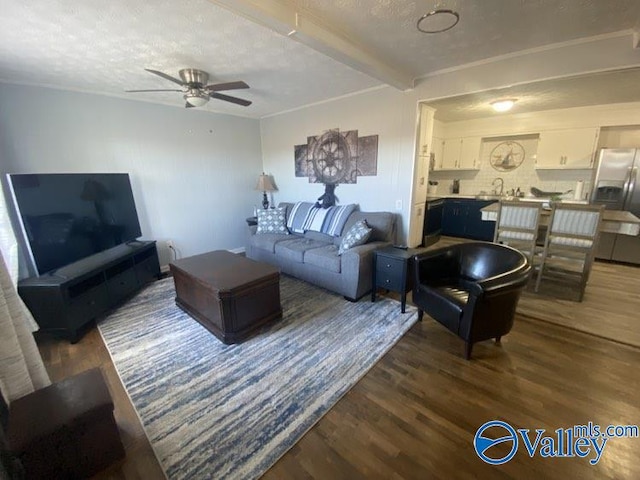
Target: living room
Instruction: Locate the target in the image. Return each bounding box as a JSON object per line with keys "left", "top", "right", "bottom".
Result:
{"left": 1, "top": 1, "right": 640, "bottom": 479}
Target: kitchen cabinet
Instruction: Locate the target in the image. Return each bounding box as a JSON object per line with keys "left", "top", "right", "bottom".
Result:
{"left": 441, "top": 199, "right": 496, "bottom": 240}
{"left": 460, "top": 136, "right": 482, "bottom": 169}
{"left": 409, "top": 202, "right": 425, "bottom": 248}
{"left": 436, "top": 137, "right": 481, "bottom": 170}
{"left": 535, "top": 127, "right": 599, "bottom": 169}
{"left": 430, "top": 136, "right": 444, "bottom": 170}
{"left": 418, "top": 105, "right": 435, "bottom": 157}
{"left": 441, "top": 200, "right": 467, "bottom": 237}
{"left": 413, "top": 154, "right": 428, "bottom": 203}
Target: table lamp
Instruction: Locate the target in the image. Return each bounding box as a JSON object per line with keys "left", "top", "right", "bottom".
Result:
{"left": 255, "top": 173, "right": 277, "bottom": 209}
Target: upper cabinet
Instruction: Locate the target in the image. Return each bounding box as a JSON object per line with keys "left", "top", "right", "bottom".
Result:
{"left": 535, "top": 127, "right": 599, "bottom": 169}
{"left": 434, "top": 136, "right": 481, "bottom": 171}
{"left": 460, "top": 136, "right": 482, "bottom": 169}
{"left": 430, "top": 136, "right": 444, "bottom": 169}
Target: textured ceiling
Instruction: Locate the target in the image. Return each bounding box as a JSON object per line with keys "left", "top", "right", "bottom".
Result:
{"left": 0, "top": 0, "right": 379, "bottom": 118}
{"left": 0, "top": 0, "right": 639, "bottom": 118}
{"left": 299, "top": 0, "right": 640, "bottom": 77}
{"left": 426, "top": 68, "right": 640, "bottom": 122}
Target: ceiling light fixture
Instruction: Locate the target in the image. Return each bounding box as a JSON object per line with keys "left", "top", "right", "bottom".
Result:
{"left": 491, "top": 99, "right": 517, "bottom": 112}
{"left": 417, "top": 9, "right": 460, "bottom": 33}
{"left": 184, "top": 90, "right": 209, "bottom": 108}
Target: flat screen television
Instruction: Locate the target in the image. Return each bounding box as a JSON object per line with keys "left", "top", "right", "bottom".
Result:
{"left": 7, "top": 173, "right": 142, "bottom": 276}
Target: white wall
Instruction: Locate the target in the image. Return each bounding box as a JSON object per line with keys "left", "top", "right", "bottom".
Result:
{"left": 260, "top": 87, "right": 417, "bottom": 242}
{"left": 0, "top": 83, "right": 262, "bottom": 273}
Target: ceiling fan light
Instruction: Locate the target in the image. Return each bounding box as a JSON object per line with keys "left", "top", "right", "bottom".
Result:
{"left": 491, "top": 99, "right": 517, "bottom": 112}
{"left": 184, "top": 92, "right": 209, "bottom": 107}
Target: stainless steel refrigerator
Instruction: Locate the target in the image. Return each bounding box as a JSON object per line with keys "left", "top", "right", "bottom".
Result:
{"left": 591, "top": 148, "right": 640, "bottom": 264}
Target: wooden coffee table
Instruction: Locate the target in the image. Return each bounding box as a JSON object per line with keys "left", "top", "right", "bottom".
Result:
{"left": 169, "top": 250, "right": 282, "bottom": 344}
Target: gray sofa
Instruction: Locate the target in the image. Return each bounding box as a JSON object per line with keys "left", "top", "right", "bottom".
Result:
{"left": 246, "top": 202, "right": 396, "bottom": 300}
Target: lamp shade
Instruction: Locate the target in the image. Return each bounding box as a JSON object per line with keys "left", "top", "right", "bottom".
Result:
{"left": 255, "top": 173, "right": 276, "bottom": 192}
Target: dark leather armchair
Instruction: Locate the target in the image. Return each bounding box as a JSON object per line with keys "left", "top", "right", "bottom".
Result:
{"left": 413, "top": 242, "right": 531, "bottom": 359}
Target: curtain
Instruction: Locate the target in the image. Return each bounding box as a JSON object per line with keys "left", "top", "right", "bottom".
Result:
{"left": 0, "top": 182, "right": 50, "bottom": 403}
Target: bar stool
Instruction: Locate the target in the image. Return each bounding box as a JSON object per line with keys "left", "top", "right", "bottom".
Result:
{"left": 493, "top": 200, "right": 543, "bottom": 265}
{"left": 535, "top": 203, "right": 603, "bottom": 301}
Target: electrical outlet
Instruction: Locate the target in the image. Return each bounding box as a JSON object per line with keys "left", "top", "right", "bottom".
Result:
{"left": 395, "top": 199, "right": 403, "bottom": 210}
{"left": 166, "top": 240, "right": 174, "bottom": 249}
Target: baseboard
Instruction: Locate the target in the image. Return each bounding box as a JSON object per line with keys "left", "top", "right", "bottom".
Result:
{"left": 228, "top": 247, "right": 246, "bottom": 254}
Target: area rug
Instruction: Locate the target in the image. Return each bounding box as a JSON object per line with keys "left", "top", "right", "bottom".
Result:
{"left": 98, "top": 275, "right": 417, "bottom": 479}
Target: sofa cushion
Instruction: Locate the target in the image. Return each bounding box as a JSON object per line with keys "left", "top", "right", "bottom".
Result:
{"left": 304, "top": 230, "right": 334, "bottom": 243}
{"left": 338, "top": 219, "right": 372, "bottom": 255}
{"left": 304, "top": 244, "right": 341, "bottom": 273}
{"left": 275, "top": 238, "right": 327, "bottom": 263}
{"left": 286, "top": 202, "right": 316, "bottom": 234}
{"left": 337, "top": 211, "right": 395, "bottom": 244}
{"left": 306, "top": 204, "right": 356, "bottom": 236}
{"left": 256, "top": 207, "right": 289, "bottom": 235}
{"left": 250, "top": 233, "right": 292, "bottom": 253}
{"left": 286, "top": 201, "right": 357, "bottom": 236}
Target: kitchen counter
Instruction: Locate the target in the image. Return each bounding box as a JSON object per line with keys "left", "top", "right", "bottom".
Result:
{"left": 480, "top": 203, "right": 640, "bottom": 236}
{"left": 427, "top": 194, "right": 487, "bottom": 201}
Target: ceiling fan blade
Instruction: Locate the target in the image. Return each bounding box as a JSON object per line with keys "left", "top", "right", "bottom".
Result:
{"left": 145, "top": 68, "right": 185, "bottom": 86}
{"left": 185, "top": 102, "right": 196, "bottom": 108}
{"left": 125, "top": 89, "right": 183, "bottom": 93}
{"left": 209, "top": 92, "right": 252, "bottom": 106}
{"left": 204, "top": 81, "right": 250, "bottom": 92}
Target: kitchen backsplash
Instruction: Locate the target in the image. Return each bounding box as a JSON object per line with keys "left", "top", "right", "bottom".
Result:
{"left": 429, "top": 136, "right": 593, "bottom": 198}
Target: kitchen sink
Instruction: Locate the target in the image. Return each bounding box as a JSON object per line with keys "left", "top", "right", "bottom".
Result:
{"left": 474, "top": 194, "right": 514, "bottom": 201}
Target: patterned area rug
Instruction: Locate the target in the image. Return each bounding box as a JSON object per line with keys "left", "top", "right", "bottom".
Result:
{"left": 98, "top": 275, "right": 417, "bottom": 479}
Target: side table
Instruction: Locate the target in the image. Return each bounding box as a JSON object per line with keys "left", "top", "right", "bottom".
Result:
{"left": 372, "top": 246, "right": 424, "bottom": 313}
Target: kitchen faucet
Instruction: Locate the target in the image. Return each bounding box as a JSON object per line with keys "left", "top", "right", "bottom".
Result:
{"left": 492, "top": 177, "right": 504, "bottom": 196}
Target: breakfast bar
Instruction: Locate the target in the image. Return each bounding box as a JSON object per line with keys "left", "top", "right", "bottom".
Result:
{"left": 480, "top": 202, "right": 640, "bottom": 236}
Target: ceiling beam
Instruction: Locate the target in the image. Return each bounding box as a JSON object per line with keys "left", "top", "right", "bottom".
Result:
{"left": 208, "top": 0, "right": 415, "bottom": 90}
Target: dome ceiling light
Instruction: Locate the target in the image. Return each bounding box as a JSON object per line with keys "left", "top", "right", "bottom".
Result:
{"left": 491, "top": 99, "right": 518, "bottom": 112}
{"left": 417, "top": 9, "right": 460, "bottom": 34}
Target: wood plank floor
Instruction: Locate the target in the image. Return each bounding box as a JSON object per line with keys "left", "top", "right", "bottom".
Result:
{"left": 36, "top": 242, "right": 640, "bottom": 479}
{"left": 518, "top": 260, "right": 640, "bottom": 348}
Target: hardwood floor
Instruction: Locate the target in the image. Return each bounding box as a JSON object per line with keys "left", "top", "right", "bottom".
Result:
{"left": 36, "top": 244, "right": 640, "bottom": 479}
{"left": 518, "top": 260, "right": 640, "bottom": 348}
{"left": 37, "top": 329, "right": 165, "bottom": 480}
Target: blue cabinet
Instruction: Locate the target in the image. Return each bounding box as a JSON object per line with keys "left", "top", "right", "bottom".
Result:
{"left": 441, "top": 200, "right": 467, "bottom": 237}
{"left": 441, "top": 199, "right": 497, "bottom": 241}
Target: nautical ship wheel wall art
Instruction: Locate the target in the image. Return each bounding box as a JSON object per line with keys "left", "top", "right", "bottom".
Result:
{"left": 294, "top": 128, "right": 379, "bottom": 184}
{"left": 490, "top": 140, "right": 525, "bottom": 172}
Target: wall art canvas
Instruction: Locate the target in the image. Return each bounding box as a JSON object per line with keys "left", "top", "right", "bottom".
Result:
{"left": 294, "top": 144, "right": 309, "bottom": 177}
{"left": 293, "top": 128, "right": 379, "bottom": 184}
{"left": 357, "top": 134, "right": 378, "bottom": 176}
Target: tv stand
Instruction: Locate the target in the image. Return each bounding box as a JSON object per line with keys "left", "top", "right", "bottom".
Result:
{"left": 18, "top": 241, "right": 160, "bottom": 343}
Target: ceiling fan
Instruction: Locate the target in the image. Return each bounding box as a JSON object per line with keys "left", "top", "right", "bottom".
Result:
{"left": 126, "top": 68, "right": 251, "bottom": 108}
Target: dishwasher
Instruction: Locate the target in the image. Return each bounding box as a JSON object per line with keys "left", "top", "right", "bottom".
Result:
{"left": 423, "top": 199, "right": 444, "bottom": 246}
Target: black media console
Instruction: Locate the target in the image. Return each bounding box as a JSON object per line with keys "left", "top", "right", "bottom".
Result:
{"left": 18, "top": 241, "right": 161, "bottom": 343}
